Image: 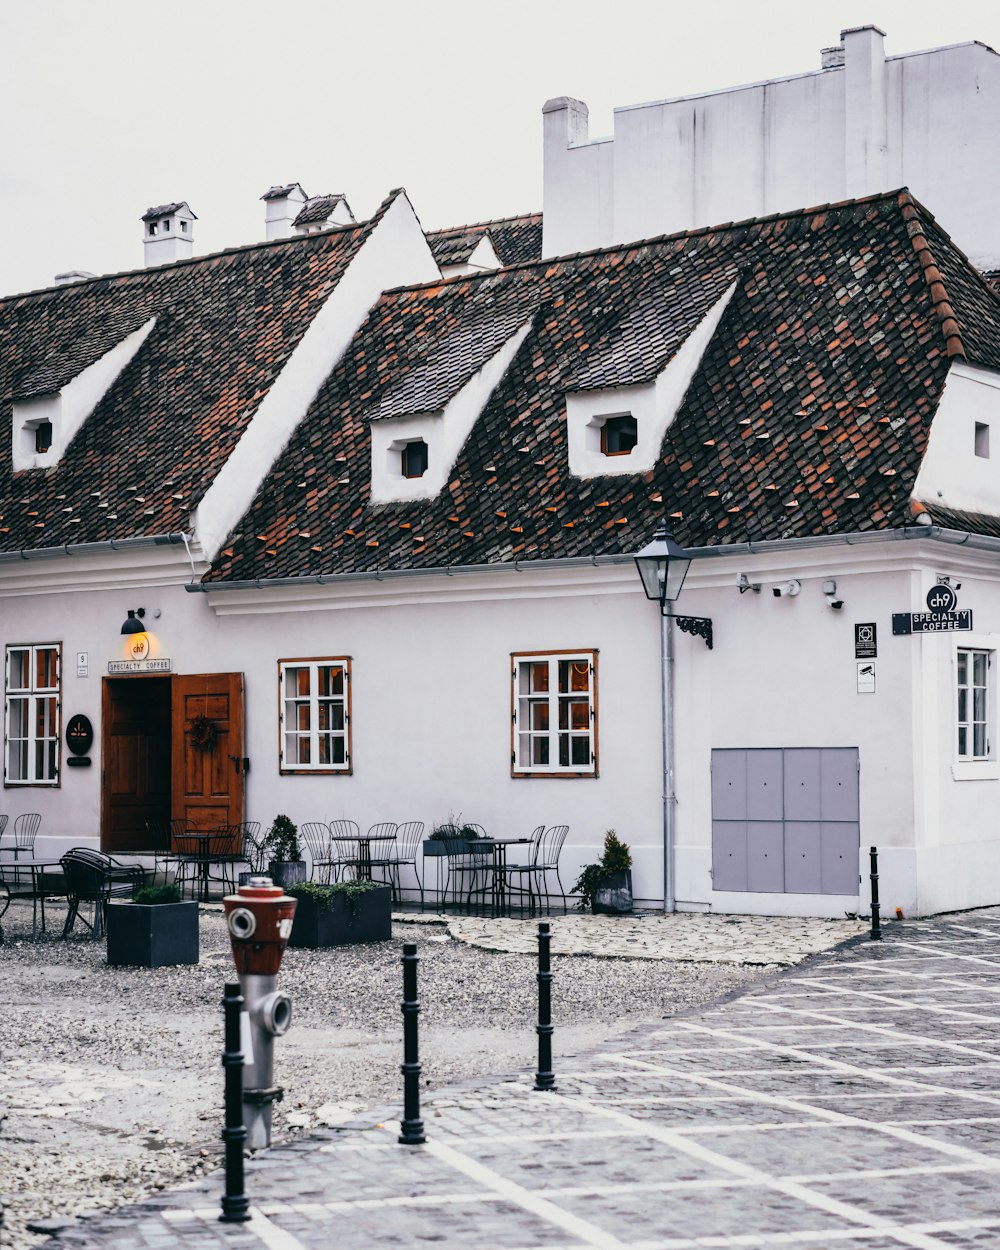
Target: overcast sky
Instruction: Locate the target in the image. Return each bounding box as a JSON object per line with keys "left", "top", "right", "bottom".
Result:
{"left": 2, "top": 0, "right": 999, "bottom": 296}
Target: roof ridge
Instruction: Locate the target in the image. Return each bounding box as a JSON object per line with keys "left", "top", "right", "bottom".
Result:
{"left": 382, "top": 188, "right": 916, "bottom": 299}
{"left": 427, "top": 211, "right": 543, "bottom": 237}
{"left": 0, "top": 221, "right": 367, "bottom": 303}
{"left": 896, "top": 189, "right": 966, "bottom": 360}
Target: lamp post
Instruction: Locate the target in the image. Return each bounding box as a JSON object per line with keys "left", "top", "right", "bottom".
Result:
{"left": 633, "top": 526, "right": 712, "bottom": 914}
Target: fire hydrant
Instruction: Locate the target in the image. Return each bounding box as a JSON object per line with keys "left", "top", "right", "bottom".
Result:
{"left": 223, "top": 877, "right": 298, "bottom": 1150}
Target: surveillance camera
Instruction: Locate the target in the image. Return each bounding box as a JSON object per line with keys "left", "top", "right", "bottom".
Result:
{"left": 827, "top": 599, "right": 844, "bottom": 610}
{"left": 772, "top": 586, "right": 782, "bottom": 598}
{"left": 773, "top": 580, "right": 801, "bottom": 598}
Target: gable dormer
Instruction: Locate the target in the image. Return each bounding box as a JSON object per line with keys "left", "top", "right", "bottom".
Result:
{"left": 369, "top": 314, "right": 534, "bottom": 503}
{"left": 566, "top": 280, "right": 738, "bottom": 478}
{"left": 12, "top": 318, "right": 157, "bottom": 472}
{"left": 142, "top": 202, "right": 197, "bottom": 266}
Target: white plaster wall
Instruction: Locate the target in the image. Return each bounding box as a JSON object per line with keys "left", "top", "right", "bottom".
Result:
{"left": 544, "top": 38, "right": 1000, "bottom": 268}
{"left": 914, "top": 363, "right": 1000, "bottom": 518}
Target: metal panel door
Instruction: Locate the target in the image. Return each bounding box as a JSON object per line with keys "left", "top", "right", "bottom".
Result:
{"left": 784, "top": 822, "right": 823, "bottom": 894}
{"left": 712, "top": 750, "right": 747, "bottom": 820}
{"left": 747, "top": 822, "right": 784, "bottom": 892}
{"left": 784, "top": 749, "right": 821, "bottom": 820}
{"left": 747, "top": 750, "right": 783, "bottom": 820}
{"left": 712, "top": 821, "right": 747, "bottom": 891}
{"left": 822, "top": 824, "right": 860, "bottom": 894}
{"left": 821, "top": 749, "right": 860, "bottom": 820}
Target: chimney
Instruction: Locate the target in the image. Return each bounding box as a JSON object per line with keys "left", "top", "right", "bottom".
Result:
{"left": 142, "top": 202, "right": 197, "bottom": 267}
{"left": 843, "top": 25, "right": 888, "bottom": 197}
{"left": 291, "top": 194, "right": 356, "bottom": 235}
{"left": 54, "top": 270, "right": 95, "bottom": 285}
{"left": 261, "top": 183, "right": 308, "bottom": 241}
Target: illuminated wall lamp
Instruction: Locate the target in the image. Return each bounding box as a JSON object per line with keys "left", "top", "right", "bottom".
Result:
{"left": 120, "top": 608, "right": 146, "bottom": 635}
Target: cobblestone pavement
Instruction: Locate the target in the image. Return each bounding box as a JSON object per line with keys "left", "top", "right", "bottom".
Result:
{"left": 434, "top": 911, "right": 868, "bottom": 965}
{"left": 39, "top": 909, "right": 1000, "bottom": 1250}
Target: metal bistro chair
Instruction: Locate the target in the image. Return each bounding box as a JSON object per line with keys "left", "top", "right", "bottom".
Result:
{"left": 301, "top": 822, "right": 337, "bottom": 884}
{"left": 445, "top": 834, "right": 494, "bottom": 914}
{"left": 209, "top": 824, "right": 256, "bottom": 895}
{"left": 528, "top": 825, "right": 570, "bottom": 914}
{"left": 5, "top": 813, "right": 41, "bottom": 885}
{"left": 60, "top": 848, "right": 144, "bottom": 938}
{"left": 329, "top": 819, "right": 363, "bottom": 881}
{"left": 366, "top": 822, "right": 398, "bottom": 888}
{"left": 485, "top": 825, "right": 547, "bottom": 916}
{"left": 238, "top": 822, "right": 267, "bottom": 877}
{"left": 381, "top": 821, "right": 425, "bottom": 907}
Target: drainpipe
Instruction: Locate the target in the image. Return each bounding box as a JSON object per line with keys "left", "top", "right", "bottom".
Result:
{"left": 661, "top": 611, "right": 676, "bottom": 913}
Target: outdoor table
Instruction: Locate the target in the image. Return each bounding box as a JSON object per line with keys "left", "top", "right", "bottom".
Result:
{"left": 173, "top": 831, "right": 236, "bottom": 901}
{"left": 479, "top": 837, "right": 533, "bottom": 917}
{"left": 331, "top": 833, "right": 394, "bottom": 882}
{"left": 0, "top": 858, "right": 64, "bottom": 940}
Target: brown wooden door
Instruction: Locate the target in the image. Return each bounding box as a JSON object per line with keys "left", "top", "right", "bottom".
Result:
{"left": 171, "top": 673, "right": 245, "bottom": 847}
{"left": 102, "top": 676, "right": 172, "bottom": 852}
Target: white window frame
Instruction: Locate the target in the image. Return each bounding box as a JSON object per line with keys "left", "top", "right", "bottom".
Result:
{"left": 4, "top": 642, "right": 61, "bottom": 787}
{"left": 278, "top": 657, "right": 352, "bottom": 775}
{"left": 511, "top": 650, "right": 598, "bottom": 778}
{"left": 953, "top": 636, "right": 998, "bottom": 781}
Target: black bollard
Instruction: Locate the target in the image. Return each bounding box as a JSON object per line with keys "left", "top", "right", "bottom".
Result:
{"left": 220, "top": 982, "right": 250, "bottom": 1223}
{"left": 869, "top": 846, "right": 882, "bottom": 942}
{"left": 535, "top": 922, "right": 556, "bottom": 1091}
{"left": 399, "top": 943, "right": 426, "bottom": 1145}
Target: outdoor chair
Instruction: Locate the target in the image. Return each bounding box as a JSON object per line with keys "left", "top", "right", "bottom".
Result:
{"left": 208, "top": 824, "right": 258, "bottom": 894}
{"left": 380, "top": 821, "right": 424, "bottom": 906}
{"left": 527, "top": 824, "right": 570, "bottom": 914}
{"left": 445, "top": 835, "right": 495, "bottom": 914}
{"left": 484, "top": 825, "right": 547, "bottom": 915}
{"left": 329, "top": 819, "right": 363, "bottom": 881}
{"left": 4, "top": 813, "right": 41, "bottom": 881}
{"left": 60, "top": 848, "right": 144, "bottom": 938}
{"left": 173, "top": 827, "right": 237, "bottom": 900}
{"left": 237, "top": 822, "right": 267, "bottom": 876}
{"left": 366, "top": 822, "right": 399, "bottom": 889}
{"left": 301, "top": 822, "right": 337, "bottom": 884}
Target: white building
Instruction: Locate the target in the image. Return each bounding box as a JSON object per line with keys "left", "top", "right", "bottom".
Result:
{"left": 543, "top": 26, "right": 1000, "bottom": 271}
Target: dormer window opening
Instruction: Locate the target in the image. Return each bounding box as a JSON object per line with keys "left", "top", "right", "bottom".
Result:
{"left": 148, "top": 222, "right": 158, "bottom": 235}
{"left": 34, "top": 422, "right": 52, "bottom": 454}
{"left": 601, "top": 414, "right": 638, "bottom": 456}
{"left": 976, "top": 422, "right": 990, "bottom": 459}
{"left": 180, "top": 221, "right": 188, "bottom": 232}
{"left": 401, "top": 440, "right": 429, "bottom": 479}
{"left": 161, "top": 219, "right": 170, "bottom": 232}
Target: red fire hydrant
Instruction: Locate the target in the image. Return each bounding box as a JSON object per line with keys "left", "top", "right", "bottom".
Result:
{"left": 223, "top": 877, "right": 298, "bottom": 1150}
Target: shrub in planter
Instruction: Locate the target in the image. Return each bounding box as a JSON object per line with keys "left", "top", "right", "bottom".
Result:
{"left": 423, "top": 818, "right": 485, "bottom": 856}
{"left": 106, "top": 882, "right": 199, "bottom": 968}
{"left": 286, "top": 881, "right": 391, "bottom": 948}
{"left": 571, "top": 830, "right": 634, "bottom": 914}
{"left": 264, "top": 814, "right": 307, "bottom": 888}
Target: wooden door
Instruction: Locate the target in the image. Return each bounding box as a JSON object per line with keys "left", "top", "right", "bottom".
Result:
{"left": 171, "top": 673, "right": 245, "bottom": 847}
{"left": 102, "top": 677, "right": 172, "bottom": 852}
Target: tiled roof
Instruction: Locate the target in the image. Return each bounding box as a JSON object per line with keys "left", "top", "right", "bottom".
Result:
{"left": 427, "top": 213, "right": 543, "bottom": 267}
{"left": 261, "top": 183, "right": 306, "bottom": 201}
{"left": 207, "top": 189, "right": 1000, "bottom": 584}
{"left": 0, "top": 225, "right": 371, "bottom": 549}
{"left": 293, "top": 194, "right": 351, "bottom": 227}
{"left": 141, "top": 202, "right": 196, "bottom": 221}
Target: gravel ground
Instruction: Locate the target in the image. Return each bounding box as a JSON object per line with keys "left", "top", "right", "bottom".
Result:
{"left": 0, "top": 902, "right": 770, "bottom": 1250}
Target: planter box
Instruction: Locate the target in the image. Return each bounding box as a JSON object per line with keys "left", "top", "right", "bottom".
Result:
{"left": 106, "top": 900, "right": 199, "bottom": 968}
{"left": 289, "top": 885, "right": 392, "bottom": 948}
{"left": 593, "top": 869, "right": 633, "bottom": 915}
{"left": 268, "top": 860, "right": 308, "bottom": 889}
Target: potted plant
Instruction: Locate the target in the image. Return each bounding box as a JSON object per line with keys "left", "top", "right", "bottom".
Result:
{"left": 571, "top": 830, "right": 634, "bottom": 914}
{"left": 106, "top": 883, "right": 199, "bottom": 968}
{"left": 423, "top": 817, "right": 484, "bottom": 857}
{"left": 286, "top": 880, "right": 391, "bottom": 948}
{"left": 264, "top": 815, "right": 307, "bottom": 889}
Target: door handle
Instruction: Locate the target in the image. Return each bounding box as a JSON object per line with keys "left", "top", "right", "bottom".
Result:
{"left": 228, "top": 755, "right": 250, "bottom": 775}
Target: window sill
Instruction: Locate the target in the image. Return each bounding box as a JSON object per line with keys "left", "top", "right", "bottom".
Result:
{"left": 951, "top": 760, "right": 1000, "bottom": 781}
{"left": 511, "top": 770, "right": 598, "bottom": 780}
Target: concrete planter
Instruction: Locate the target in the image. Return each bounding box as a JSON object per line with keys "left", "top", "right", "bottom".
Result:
{"left": 593, "top": 869, "right": 633, "bottom": 915}
{"left": 106, "top": 900, "right": 199, "bottom": 968}
{"left": 288, "top": 884, "right": 392, "bottom": 948}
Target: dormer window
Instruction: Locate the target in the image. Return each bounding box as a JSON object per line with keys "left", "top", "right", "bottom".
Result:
{"left": 401, "top": 440, "right": 429, "bottom": 478}
{"left": 601, "top": 414, "right": 637, "bottom": 456}
{"left": 162, "top": 219, "right": 171, "bottom": 232}
{"left": 148, "top": 222, "right": 158, "bottom": 236}
{"left": 34, "top": 422, "right": 52, "bottom": 454}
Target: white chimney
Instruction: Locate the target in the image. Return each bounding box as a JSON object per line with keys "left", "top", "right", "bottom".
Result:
{"left": 292, "top": 194, "right": 356, "bottom": 235}
{"left": 261, "top": 183, "right": 308, "bottom": 241}
{"left": 142, "top": 202, "right": 197, "bottom": 267}
{"left": 54, "top": 270, "right": 95, "bottom": 285}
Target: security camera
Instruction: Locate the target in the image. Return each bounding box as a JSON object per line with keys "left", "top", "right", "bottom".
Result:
{"left": 772, "top": 580, "right": 801, "bottom": 598}
{"left": 827, "top": 598, "right": 844, "bottom": 610}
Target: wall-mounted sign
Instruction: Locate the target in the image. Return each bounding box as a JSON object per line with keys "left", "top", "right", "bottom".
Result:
{"left": 108, "top": 658, "right": 172, "bottom": 674}
{"left": 65, "top": 713, "right": 93, "bottom": 767}
{"left": 125, "top": 634, "right": 150, "bottom": 662}
{"left": 855, "top": 623, "right": 877, "bottom": 659}
{"left": 76, "top": 651, "right": 89, "bottom": 678}
{"left": 893, "top": 583, "right": 972, "bottom": 635}
{"left": 857, "top": 661, "right": 876, "bottom": 694}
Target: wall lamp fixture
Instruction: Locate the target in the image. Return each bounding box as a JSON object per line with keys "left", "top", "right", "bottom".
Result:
{"left": 120, "top": 608, "right": 146, "bottom": 635}
{"left": 634, "top": 524, "right": 713, "bottom": 648}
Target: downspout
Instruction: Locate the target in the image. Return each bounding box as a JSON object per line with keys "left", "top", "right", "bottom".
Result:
{"left": 661, "top": 611, "right": 676, "bottom": 913}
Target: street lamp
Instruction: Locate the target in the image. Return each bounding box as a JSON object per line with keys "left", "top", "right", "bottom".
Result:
{"left": 634, "top": 524, "right": 714, "bottom": 916}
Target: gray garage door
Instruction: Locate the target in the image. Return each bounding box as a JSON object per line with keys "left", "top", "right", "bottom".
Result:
{"left": 711, "top": 748, "right": 860, "bottom": 895}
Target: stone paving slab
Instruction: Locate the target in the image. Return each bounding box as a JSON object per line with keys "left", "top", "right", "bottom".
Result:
{"left": 45, "top": 909, "right": 1000, "bottom": 1250}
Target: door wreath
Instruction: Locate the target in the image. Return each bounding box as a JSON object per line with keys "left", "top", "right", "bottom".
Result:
{"left": 189, "top": 713, "right": 219, "bottom": 752}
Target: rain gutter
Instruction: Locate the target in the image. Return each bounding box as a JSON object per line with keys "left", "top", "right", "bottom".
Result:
{"left": 0, "top": 533, "right": 191, "bottom": 564}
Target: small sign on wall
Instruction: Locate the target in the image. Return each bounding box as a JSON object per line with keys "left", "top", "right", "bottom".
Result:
{"left": 76, "top": 651, "right": 89, "bottom": 677}
{"left": 857, "top": 661, "right": 876, "bottom": 694}
{"left": 855, "top": 624, "right": 877, "bottom": 659}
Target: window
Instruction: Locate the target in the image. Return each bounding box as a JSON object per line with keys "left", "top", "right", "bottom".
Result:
{"left": 5, "top": 644, "right": 61, "bottom": 786}
{"left": 511, "top": 650, "right": 597, "bottom": 776}
{"left": 279, "top": 658, "right": 351, "bottom": 773}
{"left": 401, "top": 440, "right": 428, "bottom": 478}
{"left": 34, "top": 421, "right": 52, "bottom": 454}
{"left": 957, "top": 648, "right": 991, "bottom": 760}
{"left": 601, "top": 414, "right": 638, "bottom": 456}
{"left": 976, "top": 422, "right": 990, "bottom": 459}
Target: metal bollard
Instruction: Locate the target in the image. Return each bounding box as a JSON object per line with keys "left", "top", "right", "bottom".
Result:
{"left": 220, "top": 982, "right": 250, "bottom": 1223}
{"left": 399, "top": 942, "right": 426, "bottom": 1145}
{"left": 869, "top": 846, "right": 882, "bottom": 942}
{"left": 535, "top": 922, "right": 556, "bottom": 1091}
